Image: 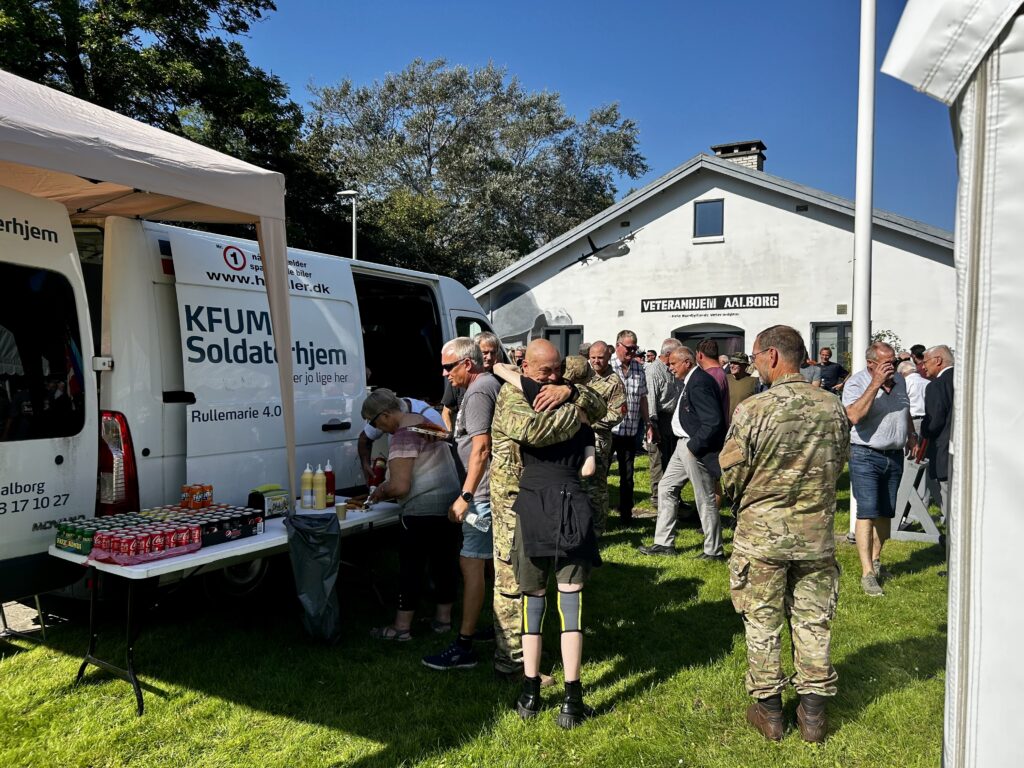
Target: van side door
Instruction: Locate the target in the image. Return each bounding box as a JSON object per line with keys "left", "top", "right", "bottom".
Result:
{"left": 0, "top": 186, "right": 98, "bottom": 569}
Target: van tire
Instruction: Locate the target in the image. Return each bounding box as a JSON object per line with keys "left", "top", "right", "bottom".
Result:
{"left": 204, "top": 557, "right": 271, "bottom": 599}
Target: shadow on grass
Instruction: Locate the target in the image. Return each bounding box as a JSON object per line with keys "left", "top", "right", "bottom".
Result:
{"left": 830, "top": 631, "right": 947, "bottom": 727}
{"left": 888, "top": 540, "right": 945, "bottom": 578}
{"left": 28, "top": 531, "right": 742, "bottom": 768}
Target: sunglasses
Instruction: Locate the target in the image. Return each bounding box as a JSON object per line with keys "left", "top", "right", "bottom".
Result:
{"left": 441, "top": 357, "right": 468, "bottom": 373}
{"left": 368, "top": 410, "right": 386, "bottom": 428}
{"left": 617, "top": 342, "right": 639, "bottom": 355}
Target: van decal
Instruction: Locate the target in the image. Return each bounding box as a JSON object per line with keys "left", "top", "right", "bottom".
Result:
{"left": 1, "top": 217, "right": 59, "bottom": 243}
{"left": 182, "top": 304, "right": 347, "bottom": 370}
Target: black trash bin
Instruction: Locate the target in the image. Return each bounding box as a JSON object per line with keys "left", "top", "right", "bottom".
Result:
{"left": 285, "top": 512, "right": 342, "bottom": 644}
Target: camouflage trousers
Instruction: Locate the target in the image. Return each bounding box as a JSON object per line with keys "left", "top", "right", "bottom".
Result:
{"left": 583, "top": 431, "right": 614, "bottom": 535}
{"left": 728, "top": 553, "right": 840, "bottom": 698}
{"left": 493, "top": 544, "right": 523, "bottom": 673}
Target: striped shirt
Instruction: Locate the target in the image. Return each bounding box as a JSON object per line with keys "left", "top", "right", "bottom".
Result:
{"left": 611, "top": 357, "right": 648, "bottom": 437}
{"left": 646, "top": 360, "right": 681, "bottom": 416}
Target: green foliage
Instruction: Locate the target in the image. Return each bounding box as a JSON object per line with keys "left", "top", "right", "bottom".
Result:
{"left": 870, "top": 329, "right": 904, "bottom": 352}
{"left": 0, "top": 0, "right": 344, "bottom": 252}
{"left": 309, "top": 59, "right": 649, "bottom": 285}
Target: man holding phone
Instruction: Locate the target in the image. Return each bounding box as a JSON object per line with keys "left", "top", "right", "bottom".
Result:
{"left": 842, "top": 342, "right": 917, "bottom": 597}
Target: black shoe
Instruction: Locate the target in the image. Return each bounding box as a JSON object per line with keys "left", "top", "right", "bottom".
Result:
{"left": 637, "top": 544, "right": 678, "bottom": 557}
{"left": 557, "top": 680, "right": 595, "bottom": 729}
{"left": 695, "top": 552, "right": 726, "bottom": 561}
{"left": 516, "top": 675, "right": 542, "bottom": 720}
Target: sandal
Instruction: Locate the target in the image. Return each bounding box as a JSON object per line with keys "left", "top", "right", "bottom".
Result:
{"left": 370, "top": 625, "right": 412, "bottom": 642}
{"left": 430, "top": 619, "right": 452, "bottom": 635}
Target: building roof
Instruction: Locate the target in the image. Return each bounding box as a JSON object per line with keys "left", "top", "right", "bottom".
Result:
{"left": 472, "top": 152, "right": 953, "bottom": 297}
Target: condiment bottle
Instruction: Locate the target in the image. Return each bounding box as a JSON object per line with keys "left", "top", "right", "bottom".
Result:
{"left": 313, "top": 464, "right": 327, "bottom": 510}
{"left": 300, "top": 463, "right": 314, "bottom": 509}
{"left": 324, "top": 460, "right": 336, "bottom": 507}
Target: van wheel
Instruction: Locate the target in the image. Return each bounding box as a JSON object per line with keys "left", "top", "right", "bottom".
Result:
{"left": 204, "top": 557, "right": 270, "bottom": 599}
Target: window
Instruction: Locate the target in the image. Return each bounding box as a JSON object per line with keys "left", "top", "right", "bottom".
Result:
{"left": 455, "top": 316, "right": 486, "bottom": 338}
{"left": 542, "top": 326, "right": 584, "bottom": 360}
{"left": 1, "top": 264, "right": 87, "bottom": 442}
{"left": 694, "top": 199, "right": 724, "bottom": 238}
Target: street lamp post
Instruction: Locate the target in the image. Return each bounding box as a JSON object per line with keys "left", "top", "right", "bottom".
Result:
{"left": 337, "top": 189, "right": 357, "bottom": 260}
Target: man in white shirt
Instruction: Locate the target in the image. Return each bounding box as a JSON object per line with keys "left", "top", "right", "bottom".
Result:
{"left": 897, "top": 360, "right": 929, "bottom": 432}
{"left": 842, "top": 343, "right": 918, "bottom": 597}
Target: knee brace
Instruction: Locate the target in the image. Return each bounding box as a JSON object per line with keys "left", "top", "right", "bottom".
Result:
{"left": 521, "top": 593, "right": 546, "bottom": 635}
{"left": 557, "top": 589, "right": 583, "bottom": 633}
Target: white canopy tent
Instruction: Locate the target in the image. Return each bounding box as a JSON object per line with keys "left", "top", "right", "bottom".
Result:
{"left": 884, "top": 2, "right": 1024, "bottom": 766}
{"left": 0, "top": 68, "right": 297, "bottom": 504}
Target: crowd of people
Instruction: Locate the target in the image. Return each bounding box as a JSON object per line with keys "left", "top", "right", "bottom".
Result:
{"left": 357, "top": 326, "right": 955, "bottom": 740}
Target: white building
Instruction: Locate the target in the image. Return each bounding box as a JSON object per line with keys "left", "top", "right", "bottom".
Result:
{"left": 472, "top": 141, "right": 954, "bottom": 361}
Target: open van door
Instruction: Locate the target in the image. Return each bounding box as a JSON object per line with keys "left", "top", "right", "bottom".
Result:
{"left": 0, "top": 186, "right": 98, "bottom": 600}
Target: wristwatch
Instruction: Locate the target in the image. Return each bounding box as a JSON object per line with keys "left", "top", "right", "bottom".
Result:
{"left": 460, "top": 491, "right": 474, "bottom": 503}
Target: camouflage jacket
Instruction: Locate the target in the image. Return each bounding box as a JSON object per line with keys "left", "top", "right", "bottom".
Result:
{"left": 720, "top": 372, "right": 851, "bottom": 560}
{"left": 489, "top": 382, "right": 606, "bottom": 560}
{"left": 589, "top": 370, "right": 626, "bottom": 435}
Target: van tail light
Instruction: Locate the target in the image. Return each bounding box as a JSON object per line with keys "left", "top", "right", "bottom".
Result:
{"left": 97, "top": 410, "right": 140, "bottom": 516}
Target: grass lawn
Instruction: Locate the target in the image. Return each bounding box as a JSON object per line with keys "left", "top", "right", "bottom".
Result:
{"left": 0, "top": 458, "right": 947, "bottom": 767}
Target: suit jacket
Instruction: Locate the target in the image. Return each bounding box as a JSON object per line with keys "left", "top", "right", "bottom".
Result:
{"left": 677, "top": 366, "right": 727, "bottom": 459}
{"left": 921, "top": 367, "right": 953, "bottom": 481}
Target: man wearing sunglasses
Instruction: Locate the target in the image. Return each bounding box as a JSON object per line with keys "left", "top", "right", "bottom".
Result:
{"left": 609, "top": 329, "right": 652, "bottom": 523}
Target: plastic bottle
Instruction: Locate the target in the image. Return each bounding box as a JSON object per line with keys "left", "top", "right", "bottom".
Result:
{"left": 464, "top": 508, "right": 491, "bottom": 533}
{"left": 313, "top": 464, "right": 327, "bottom": 510}
{"left": 300, "top": 463, "right": 314, "bottom": 509}
{"left": 324, "top": 460, "right": 335, "bottom": 507}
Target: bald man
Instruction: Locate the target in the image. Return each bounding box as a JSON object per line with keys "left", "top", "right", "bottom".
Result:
{"left": 488, "top": 340, "right": 606, "bottom": 684}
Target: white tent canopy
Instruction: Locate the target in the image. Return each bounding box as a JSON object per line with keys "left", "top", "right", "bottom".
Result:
{"left": 884, "top": 2, "right": 1024, "bottom": 766}
{"left": 0, "top": 68, "right": 297, "bottom": 500}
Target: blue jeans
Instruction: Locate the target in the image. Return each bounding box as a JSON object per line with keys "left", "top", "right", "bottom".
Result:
{"left": 460, "top": 500, "right": 493, "bottom": 559}
{"left": 849, "top": 444, "right": 903, "bottom": 519}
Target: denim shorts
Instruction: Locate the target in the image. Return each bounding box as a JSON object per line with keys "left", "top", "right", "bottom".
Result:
{"left": 849, "top": 444, "right": 904, "bottom": 520}
{"left": 461, "top": 500, "right": 493, "bottom": 559}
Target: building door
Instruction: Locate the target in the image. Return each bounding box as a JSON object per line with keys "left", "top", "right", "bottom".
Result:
{"left": 671, "top": 323, "right": 745, "bottom": 356}
{"left": 811, "top": 322, "right": 852, "bottom": 365}
{"left": 542, "top": 326, "right": 584, "bottom": 359}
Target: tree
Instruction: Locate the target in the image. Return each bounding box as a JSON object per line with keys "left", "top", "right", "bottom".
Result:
{"left": 308, "top": 59, "right": 648, "bottom": 284}
{"left": 0, "top": 0, "right": 343, "bottom": 251}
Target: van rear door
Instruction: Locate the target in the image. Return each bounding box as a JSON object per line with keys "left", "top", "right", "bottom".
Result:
{"left": 0, "top": 186, "right": 98, "bottom": 597}
{"left": 169, "top": 233, "right": 364, "bottom": 499}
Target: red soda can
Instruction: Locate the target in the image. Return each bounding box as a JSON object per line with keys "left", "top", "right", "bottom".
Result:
{"left": 150, "top": 529, "right": 166, "bottom": 552}
{"left": 135, "top": 531, "right": 152, "bottom": 555}
{"left": 94, "top": 531, "right": 111, "bottom": 551}
{"left": 173, "top": 525, "right": 189, "bottom": 547}
{"left": 187, "top": 523, "right": 201, "bottom": 546}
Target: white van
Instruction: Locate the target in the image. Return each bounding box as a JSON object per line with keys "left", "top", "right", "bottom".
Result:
{"left": 0, "top": 184, "right": 495, "bottom": 601}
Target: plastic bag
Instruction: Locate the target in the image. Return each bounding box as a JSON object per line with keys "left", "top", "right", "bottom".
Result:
{"left": 284, "top": 513, "right": 342, "bottom": 643}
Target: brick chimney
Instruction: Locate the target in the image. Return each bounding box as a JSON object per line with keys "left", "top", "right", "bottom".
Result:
{"left": 710, "top": 140, "right": 766, "bottom": 171}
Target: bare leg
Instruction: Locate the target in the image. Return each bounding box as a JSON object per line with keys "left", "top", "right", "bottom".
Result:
{"left": 434, "top": 603, "right": 452, "bottom": 626}
{"left": 522, "top": 588, "right": 545, "bottom": 678}
{"left": 559, "top": 583, "right": 583, "bottom": 681}
{"left": 855, "top": 518, "right": 875, "bottom": 577}
{"left": 459, "top": 557, "right": 486, "bottom": 636}
{"left": 394, "top": 609, "right": 414, "bottom": 632}
{"left": 873, "top": 518, "right": 891, "bottom": 562}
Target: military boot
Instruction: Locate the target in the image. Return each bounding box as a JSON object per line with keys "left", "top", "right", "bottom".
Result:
{"left": 796, "top": 693, "right": 828, "bottom": 743}
{"left": 746, "top": 694, "right": 784, "bottom": 741}
{"left": 515, "top": 675, "right": 542, "bottom": 720}
{"left": 556, "top": 680, "right": 596, "bottom": 729}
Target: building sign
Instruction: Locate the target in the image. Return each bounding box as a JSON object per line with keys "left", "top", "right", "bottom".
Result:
{"left": 641, "top": 293, "right": 780, "bottom": 312}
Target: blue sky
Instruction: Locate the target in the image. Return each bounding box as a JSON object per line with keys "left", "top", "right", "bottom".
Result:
{"left": 241, "top": 0, "right": 956, "bottom": 231}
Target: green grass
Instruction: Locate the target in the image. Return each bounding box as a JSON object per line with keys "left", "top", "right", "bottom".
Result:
{"left": 0, "top": 458, "right": 947, "bottom": 767}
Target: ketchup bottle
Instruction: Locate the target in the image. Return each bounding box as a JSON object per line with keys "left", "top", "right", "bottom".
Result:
{"left": 324, "top": 459, "right": 336, "bottom": 507}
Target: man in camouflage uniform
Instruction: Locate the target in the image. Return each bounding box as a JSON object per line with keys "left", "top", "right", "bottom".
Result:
{"left": 584, "top": 340, "right": 626, "bottom": 534}
{"left": 720, "top": 325, "right": 850, "bottom": 743}
{"left": 490, "top": 344, "right": 606, "bottom": 677}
